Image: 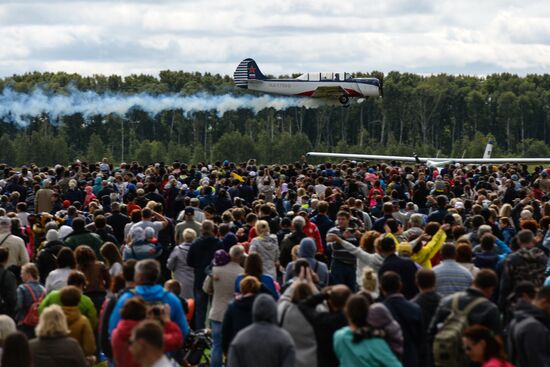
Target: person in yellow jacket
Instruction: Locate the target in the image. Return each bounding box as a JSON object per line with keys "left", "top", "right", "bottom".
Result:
{"left": 59, "top": 285, "right": 96, "bottom": 359}
{"left": 386, "top": 223, "right": 449, "bottom": 269}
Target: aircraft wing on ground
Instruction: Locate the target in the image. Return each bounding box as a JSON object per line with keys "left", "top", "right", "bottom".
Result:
{"left": 306, "top": 152, "right": 419, "bottom": 161}
{"left": 311, "top": 86, "right": 347, "bottom": 98}
{"left": 306, "top": 152, "right": 550, "bottom": 165}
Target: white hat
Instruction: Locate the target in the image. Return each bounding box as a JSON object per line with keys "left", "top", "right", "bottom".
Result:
{"left": 249, "top": 171, "right": 257, "bottom": 177}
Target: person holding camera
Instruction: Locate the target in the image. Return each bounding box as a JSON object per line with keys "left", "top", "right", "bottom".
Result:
{"left": 112, "top": 298, "right": 183, "bottom": 367}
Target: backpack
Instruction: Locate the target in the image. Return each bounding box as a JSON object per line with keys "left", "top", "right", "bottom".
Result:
{"left": 509, "top": 248, "right": 547, "bottom": 289}
{"left": 433, "top": 294, "right": 486, "bottom": 367}
{"left": 20, "top": 284, "right": 45, "bottom": 327}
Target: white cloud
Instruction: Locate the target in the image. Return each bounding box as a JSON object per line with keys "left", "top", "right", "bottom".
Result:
{"left": 0, "top": 0, "right": 549, "bottom": 78}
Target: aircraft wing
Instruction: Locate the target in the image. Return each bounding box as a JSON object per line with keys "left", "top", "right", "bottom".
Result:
{"left": 453, "top": 158, "right": 550, "bottom": 164}
{"left": 312, "top": 86, "right": 347, "bottom": 98}
{"left": 306, "top": 152, "right": 420, "bottom": 162}
{"left": 307, "top": 152, "right": 550, "bottom": 165}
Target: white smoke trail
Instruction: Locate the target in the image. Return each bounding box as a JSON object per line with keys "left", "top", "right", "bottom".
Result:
{"left": 0, "top": 88, "right": 324, "bottom": 126}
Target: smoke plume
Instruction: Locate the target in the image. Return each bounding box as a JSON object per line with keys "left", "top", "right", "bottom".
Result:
{"left": 0, "top": 88, "right": 323, "bottom": 126}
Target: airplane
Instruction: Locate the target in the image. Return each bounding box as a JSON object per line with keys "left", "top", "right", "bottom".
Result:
{"left": 306, "top": 140, "right": 550, "bottom": 167}
{"left": 234, "top": 58, "right": 382, "bottom": 106}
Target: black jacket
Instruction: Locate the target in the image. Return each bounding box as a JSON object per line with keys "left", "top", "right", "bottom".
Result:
{"left": 36, "top": 240, "right": 65, "bottom": 284}
{"left": 384, "top": 294, "right": 426, "bottom": 367}
{"left": 106, "top": 212, "right": 130, "bottom": 244}
{"left": 508, "top": 300, "right": 550, "bottom": 367}
{"left": 0, "top": 266, "right": 17, "bottom": 318}
{"left": 379, "top": 254, "right": 419, "bottom": 299}
{"left": 221, "top": 295, "right": 256, "bottom": 354}
{"left": 187, "top": 235, "right": 222, "bottom": 289}
{"left": 412, "top": 290, "right": 441, "bottom": 332}
{"left": 298, "top": 293, "right": 348, "bottom": 367}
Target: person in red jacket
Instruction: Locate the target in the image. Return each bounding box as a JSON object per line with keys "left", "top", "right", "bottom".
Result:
{"left": 111, "top": 298, "right": 183, "bottom": 367}
{"left": 298, "top": 211, "right": 323, "bottom": 254}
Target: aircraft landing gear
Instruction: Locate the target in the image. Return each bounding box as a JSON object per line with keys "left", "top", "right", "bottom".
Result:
{"left": 338, "top": 95, "right": 349, "bottom": 105}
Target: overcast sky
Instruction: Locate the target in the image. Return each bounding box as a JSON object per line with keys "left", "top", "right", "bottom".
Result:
{"left": 1, "top": 0, "right": 549, "bottom": 78}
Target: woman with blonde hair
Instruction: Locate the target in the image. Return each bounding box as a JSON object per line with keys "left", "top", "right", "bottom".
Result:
{"left": 29, "top": 305, "right": 88, "bottom": 367}
{"left": 360, "top": 266, "right": 379, "bottom": 299}
{"left": 249, "top": 220, "right": 279, "bottom": 279}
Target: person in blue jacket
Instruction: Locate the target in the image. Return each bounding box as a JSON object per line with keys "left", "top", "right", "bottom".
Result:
{"left": 108, "top": 259, "right": 189, "bottom": 337}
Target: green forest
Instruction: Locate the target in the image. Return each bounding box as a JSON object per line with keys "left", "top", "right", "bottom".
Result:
{"left": 1, "top": 69, "right": 550, "bottom": 166}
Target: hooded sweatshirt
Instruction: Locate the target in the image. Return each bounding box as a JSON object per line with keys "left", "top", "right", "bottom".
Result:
{"left": 227, "top": 294, "right": 295, "bottom": 367}
{"left": 108, "top": 284, "right": 190, "bottom": 337}
{"left": 249, "top": 234, "right": 280, "bottom": 279}
{"left": 221, "top": 295, "right": 256, "bottom": 354}
{"left": 508, "top": 300, "right": 550, "bottom": 367}
{"left": 367, "top": 303, "right": 404, "bottom": 358}
{"left": 284, "top": 238, "right": 329, "bottom": 287}
{"left": 62, "top": 305, "right": 96, "bottom": 356}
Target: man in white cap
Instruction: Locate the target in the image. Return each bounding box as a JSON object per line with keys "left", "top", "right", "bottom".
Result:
{"left": 0, "top": 217, "right": 29, "bottom": 269}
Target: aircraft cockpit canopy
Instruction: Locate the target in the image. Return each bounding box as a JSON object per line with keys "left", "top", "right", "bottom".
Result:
{"left": 296, "top": 72, "right": 352, "bottom": 81}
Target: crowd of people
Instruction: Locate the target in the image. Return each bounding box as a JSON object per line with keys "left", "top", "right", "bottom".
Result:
{"left": 0, "top": 157, "right": 548, "bottom": 367}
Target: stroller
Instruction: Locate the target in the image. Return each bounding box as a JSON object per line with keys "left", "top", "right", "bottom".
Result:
{"left": 182, "top": 329, "right": 212, "bottom": 367}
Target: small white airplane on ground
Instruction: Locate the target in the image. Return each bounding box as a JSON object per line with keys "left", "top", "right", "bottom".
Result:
{"left": 234, "top": 58, "right": 382, "bottom": 106}
{"left": 307, "top": 141, "right": 550, "bottom": 167}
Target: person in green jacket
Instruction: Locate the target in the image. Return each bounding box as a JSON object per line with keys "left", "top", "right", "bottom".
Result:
{"left": 38, "top": 270, "right": 97, "bottom": 329}
{"left": 333, "top": 295, "right": 402, "bottom": 367}
{"left": 64, "top": 218, "right": 103, "bottom": 259}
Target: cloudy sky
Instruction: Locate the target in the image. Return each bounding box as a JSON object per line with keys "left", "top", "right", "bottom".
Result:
{"left": 1, "top": 0, "right": 549, "bottom": 78}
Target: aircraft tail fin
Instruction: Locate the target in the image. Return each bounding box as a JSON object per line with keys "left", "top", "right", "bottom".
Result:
{"left": 483, "top": 140, "right": 494, "bottom": 159}
{"left": 234, "top": 58, "right": 266, "bottom": 88}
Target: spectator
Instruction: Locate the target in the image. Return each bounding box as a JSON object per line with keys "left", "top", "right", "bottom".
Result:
{"left": 187, "top": 220, "right": 222, "bottom": 329}
{"left": 234, "top": 252, "right": 279, "bottom": 299}
{"left": 221, "top": 276, "right": 261, "bottom": 355}
{"left": 175, "top": 207, "right": 201, "bottom": 244}
{"left": 284, "top": 237, "right": 329, "bottom": 287}
{"left": 463, "top": 325, "right": 514, "bottom": 367}
{"left": 0, "top": 315, "right": 16, "bottom": 360}
{"left": 108, "top": 259, "right": 189, "bottom": 338}
{"left": 15, "top": 263, "right": 46, "bottom": 338}
{"left": 228, "top": 294, "right": 295, "bottom": 367}
{"left": 204, "top": 248, "right": 244, "bottom": 367}
{"left": 59, "top": 286, "right": 96, "bottom": 358}
{"left": 128, "top": 320, "right": 174, "bottom": 367}
{"left": 333, "top": 294, "right": 402, "bottom": 367}
{"left": 378, "top": 236, "right": 419, "bottom": 299}
{"left": 75, "top": 244, "right": 110, "bottom": 313}
{"left": 106, "top": 202, "right": 130, "bottom": 244}
{"left": 29, "top": 305, "right": 88, "bottom": 367}
{"left": 508, "top": 285, "right": 550, "bottom": 366}
{"left": 0, "top": 248, "right": 17, "bottom": 318}
{"left": 0, "top": 216, "right": 29, "bottom": 269}
{"left": 412, "top": 269, "right": 441, "bottom": 333}
{"left": 381, "top": 271, "right": 425, "bottom": 367}
{"left": 123, "top": 227, "right": 163, "bottom": 261}
{"left": 44, "top": 247, "right": 76, "bottom": 293}
{"left": 64, "top": 217, "right": 103, "bottom": 258}
{"left": 1, "top": 331, "right": 31, "bottom": 367}
{"left": 167, "top": 227, "right": 196, "bottom": 299}
{"left": 433, "top": 243, "right": 473, "bottom": 297}
{"left": 39, "top": 270, "right": 98, "bottom": 329}
{"left": 279, "top": 216, "right": 307, "bottom": 267}
{"left": 328, "top": 211, "right": 361, "bottom": 292}
{"left": 101, "top": 242, "right": 124, "bottom": 277}
{"left": 249, "top": 220, "right": 280, "bottom": 279}
{"left": 36, "top": 229, "right": 64, "bottom": 284}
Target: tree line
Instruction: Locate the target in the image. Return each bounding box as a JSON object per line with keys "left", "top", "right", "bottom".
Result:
{"left": 1, "top": 69, "right": 550, "bottom": 166}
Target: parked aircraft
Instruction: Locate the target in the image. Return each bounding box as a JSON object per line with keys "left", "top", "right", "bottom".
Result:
{"left": 307, "top": 141, "right": 550, "bottom": 167}
{"left": 234, "top": 58, "right": 381, "bottom": 106}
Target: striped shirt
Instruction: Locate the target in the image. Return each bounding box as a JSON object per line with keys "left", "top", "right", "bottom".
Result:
{"left": 433, "top": 260, "right": 473, "bottom": 297}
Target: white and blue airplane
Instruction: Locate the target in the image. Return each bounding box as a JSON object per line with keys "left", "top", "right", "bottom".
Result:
{"left": 307, "top": 140, "right": 550, "bottom": 167}
{"left": 234, "top": 58, "right": 382, "bottom": 105}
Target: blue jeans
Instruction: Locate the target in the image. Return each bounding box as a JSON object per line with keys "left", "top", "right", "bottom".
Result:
{"left": 210, "top": 320, "right": 223, "bottom": 367}
{"left": 194, "top": 287, "right": 208, "bottom": 330}
{"left": 330, "top": 260, "right": 357, "bottom": 292}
